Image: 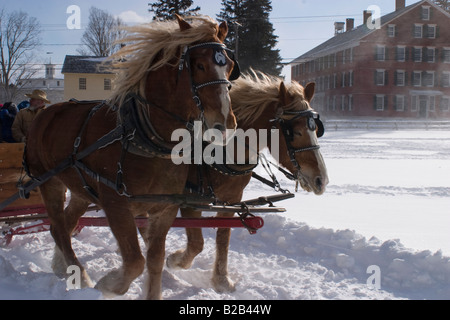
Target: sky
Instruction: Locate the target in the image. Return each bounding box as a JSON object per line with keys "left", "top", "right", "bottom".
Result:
{"left": 1, "top": 0, "right": 420, "bottom": 79}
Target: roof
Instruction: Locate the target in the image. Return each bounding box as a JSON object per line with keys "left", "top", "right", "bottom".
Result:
{"left": 61, "top": 55, "right": 113, "bottom": 74}
{"left": 290, "top": 0, "right": 448, "bottom": 64}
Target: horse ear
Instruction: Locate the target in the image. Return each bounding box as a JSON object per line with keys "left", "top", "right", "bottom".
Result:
{"left": 218, "top": 21, "right": 228, "bottom": 42}
{"left": 176, "top": 14, "right": 192, "bottom": 31}
{"left": 279, "top": 81, "right": 289, "bottom": 106}
{"left": 304, "top": 82, "right": 316, "bottom": 103}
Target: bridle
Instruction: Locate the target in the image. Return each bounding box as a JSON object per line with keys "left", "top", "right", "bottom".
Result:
{"left": 178, "top": 42, "right": 240, "bottom": 121}
{"left": 271, "top": 108, "right": 325, "bottom": 176}
{"left": 119, "top": 41, "right": 241, "bottom": 159}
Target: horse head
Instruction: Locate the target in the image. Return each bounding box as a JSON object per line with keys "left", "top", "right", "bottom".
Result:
{"left": 176, "top": 15, "right": 237, "bottom": 145}
{"left": 273, "top": 81, "right": 329, "bottom": 195}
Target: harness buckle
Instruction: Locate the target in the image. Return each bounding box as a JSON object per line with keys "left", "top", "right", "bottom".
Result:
{"left": 193, "top": 95, "right": 201, "bottom": 107}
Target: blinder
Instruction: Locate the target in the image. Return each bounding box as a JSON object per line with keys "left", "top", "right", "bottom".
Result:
{"left": 224, "top": 48, "right": 241, "bottom": 81}
{"left": 282, "top": 110, "right": 325, "bottom": 139}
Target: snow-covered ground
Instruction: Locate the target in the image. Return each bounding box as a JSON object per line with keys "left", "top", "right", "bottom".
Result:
{"left": 1, "top": 128, "right": 449, "bottom": 300}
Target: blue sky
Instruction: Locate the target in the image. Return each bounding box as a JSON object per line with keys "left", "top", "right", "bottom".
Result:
{"left": 1, "top": 0, "right": 419, "bottom": 78}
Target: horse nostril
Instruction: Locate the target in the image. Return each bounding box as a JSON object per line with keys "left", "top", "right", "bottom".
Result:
{"left": 315, "top": 177, "right": 323, "bottom": 190}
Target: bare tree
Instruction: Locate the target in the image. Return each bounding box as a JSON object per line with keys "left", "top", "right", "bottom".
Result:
{"left": 78, "top": 7, "right": 125, "bottom": 57}
{"left": 0, "top": 9, "right": 41, "bottom": 101}
{"left": 433, "top": 0, "right": 450, "bottom": 12}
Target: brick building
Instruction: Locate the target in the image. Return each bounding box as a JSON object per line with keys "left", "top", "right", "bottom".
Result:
{"left": 290, "top": 0, "right": 450, "bottom": 118}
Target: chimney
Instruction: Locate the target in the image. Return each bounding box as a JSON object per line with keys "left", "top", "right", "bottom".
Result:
{"left": 346, "top": 18, "right": 355, "bottom": 32}
{"left": 334, "top": 22, "right": 345, "bottom": 35}
{"left": 396, "top": 0, "right": 406, "bottom": 11}
{"left": 363, "top": 10, "right": 373, "bottom": 24}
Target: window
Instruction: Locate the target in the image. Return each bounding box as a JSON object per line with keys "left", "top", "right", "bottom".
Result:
{"left": 422, "top": 6, "right": 430, "bottom": 20}
{"left": 349, "top": 95, "right": 353, "bottom": 112}
{"left": 375, "top": 46, "right": 385, "bottom": 61}
{"left": 104, "top": 78, "right": 112, "bottom": 91}
{"left": 427, "top": 48, "right": 435, "bottom": 63}
{"left": 442, "top": 72, "right": 450, "bottom": 87}
{"left": 423, "top": 72, "right": 435, "bottom": 87}
{"left": 441, "top": 97, "right": 450, "bottom": 112}
{"left": 388, "top": 24, "right": 396, "bottom": 38}
{"left": 342, "top": 72, "right": 346, "bottom": 87}
{"left": 430, "top": 96, "right": 436, "bottom": 112}
{"left": 395, "top": 95, "right": 405, "bottom": 111}
{"left": 349, "top": 70, "right": 354, "bottom": 87}
{"left": 414, "top": 24, "right": 423, "bottom": 38}
{"left": 413, "top": 47, "right": 422, "bottom": 62}
{"left": 396, "top": 46, "right": 406, "bottom": 62}
{"left": 443, "top": 48, "right": 450, "bottom": 63}
{"left": 375, "top": 70, "right": 386, "bottom": 86}
{"left": 413, "top": 71, "right": 422, "bottom": 86}
{"left": 427, "top": 25, "right": 436, "bottom": 39}
{"left": 79, "top": 78, "right": 87, "bottom": 90}
{"left": 376, "top": 95, "right": 385, "bottom": 111}
{"left": 396, "top": 70, "right": 405, "bottom": 86}
{"left": 411, "top": 96, "right": 418, "bottom": 112}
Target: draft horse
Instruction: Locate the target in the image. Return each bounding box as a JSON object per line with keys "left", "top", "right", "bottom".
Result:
{"left": 166, "top": 72, "right": 329, "bottom": 292}
{"left": 24, "top": 15, "right": 238, "bottom": 300}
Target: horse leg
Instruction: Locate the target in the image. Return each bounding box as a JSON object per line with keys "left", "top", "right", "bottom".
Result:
{"left": 95, "top": 205, "right": 146, "bottom": 297}
{"left": 166, "top": 207, "right": 204, "bottom": 270}
{"left": 145, "top": 206, "right": 179, "bottom": 300}
{"left": 40, "top": 179, "right": 93, "bottom": 288}
{"left": 212, "top": 212, "right": 236, "bottom": 293}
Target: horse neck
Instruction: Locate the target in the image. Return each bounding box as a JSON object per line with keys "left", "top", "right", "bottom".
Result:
{"left": 144, "top": 65, "right": 194, "bottom": 141}
{"left": 235, "top": 104, "right": 275, "bottom": 153}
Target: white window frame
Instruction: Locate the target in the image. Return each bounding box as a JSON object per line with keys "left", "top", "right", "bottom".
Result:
{"left": 422, "top": 6, "right": 431, "bottom": 21}
{"left": 397, "top": 46, "right": 406, "bottom": 62}
{"left": 414, "top": 24, "right": 423, "bottom": 38}
{"left": 388, "top": 24, "right": 396, "bottom": 38}
{"left": 427, "top": 47, "right": 436, "bottom": 63}
{"left": 396, "top": 95, "right": 405, "bottom": 112}
{"left": 376, "top": 95, "right": 385, "bottom": 111}
{"left": 413, "top": 71, "right": 422, "bottom": 87}
{"left": 376, "top": 69, "right": 386, "bottom": 86}
{"left": 396, "top": 70, "right": 405, "bottom": 86}
{"left": 413, "top": 47, "right": 423, "bottom": 62}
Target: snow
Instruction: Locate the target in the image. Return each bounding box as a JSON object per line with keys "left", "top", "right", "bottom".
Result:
{"left": 1, "top": 129, "right": 450, "bottom": 300}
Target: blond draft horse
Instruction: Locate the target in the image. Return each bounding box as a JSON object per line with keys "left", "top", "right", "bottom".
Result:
{"left": 166, "top": 72, "right": 329, "bottom": 292}
{"left": 25, "top": 16, "right": 237, "bottom": 300}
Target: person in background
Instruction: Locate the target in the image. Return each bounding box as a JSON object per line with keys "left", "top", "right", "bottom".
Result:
{"left": 12, "top": 90, "right": 50, "bottom": 143}
{"left": 17, "top": 100, "right": 30, "bottom": 111}
{"left": 0, "top": 102, "right": 18, "bottom": 143}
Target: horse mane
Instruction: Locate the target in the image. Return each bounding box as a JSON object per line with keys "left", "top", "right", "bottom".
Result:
{"left": 107, "top": 15, "right": 222, "bottom": 106}
{"left": 230, "top": 70, "right": 311, "bottom": 126}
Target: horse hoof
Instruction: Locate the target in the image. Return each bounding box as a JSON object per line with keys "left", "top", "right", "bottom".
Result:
{"left": 94, "top": 270, "right": 129, "bottom": 298}
{"left": 212, "top": 275, "right": 236, "bottom": 293}
{"left": 166, "top": 250, "right": 193, "bottom": 270}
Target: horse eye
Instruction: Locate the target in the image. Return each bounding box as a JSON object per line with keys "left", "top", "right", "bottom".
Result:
{"left": 197, "top": 63, "right": 205, "bottom": 71}
{"left": 294, "top": 131, "right": 302, "bottom": 137}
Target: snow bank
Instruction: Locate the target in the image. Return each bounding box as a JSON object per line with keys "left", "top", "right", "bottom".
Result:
{"left": 1, "top": 212, "right": 449, "bottom": 300}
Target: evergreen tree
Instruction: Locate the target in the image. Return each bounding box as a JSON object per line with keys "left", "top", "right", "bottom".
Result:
{"left": 433, "top": 0, "right": 450, "bottom": 12}
{"left": 148, "top": 0, "right": 200, "bottom": 21}
{"left": 218, "top": 0, "right": 282, "bottom": 76}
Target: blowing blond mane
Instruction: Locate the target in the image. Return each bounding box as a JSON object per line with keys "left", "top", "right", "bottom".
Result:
{"left": 230, "top": 70, "right": 311, "bottom": 126}
{"left": 107, "top": 16, "right": 222, "bottom": 106}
